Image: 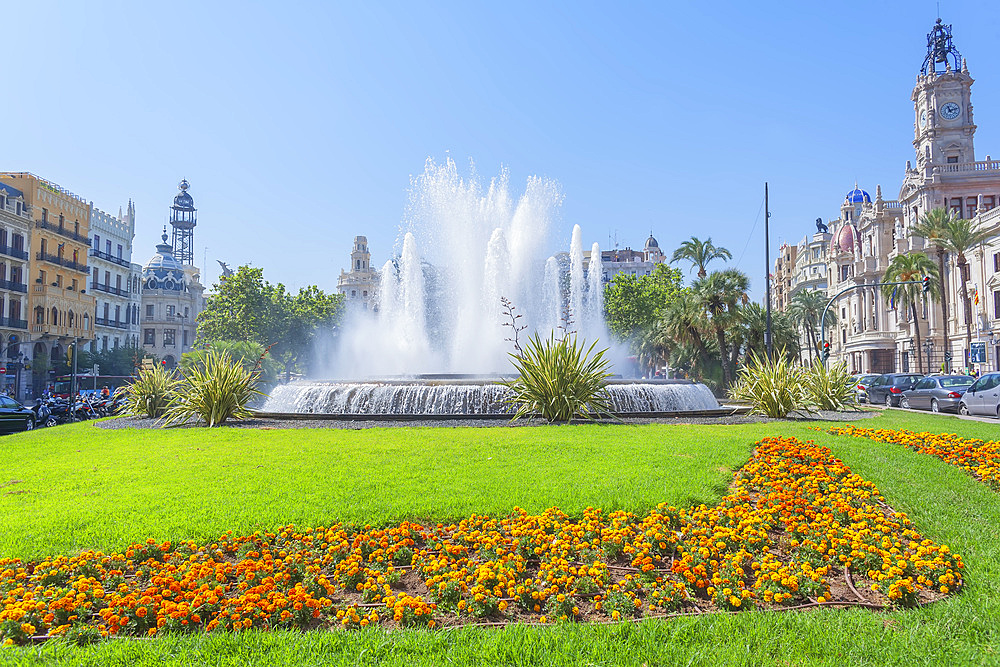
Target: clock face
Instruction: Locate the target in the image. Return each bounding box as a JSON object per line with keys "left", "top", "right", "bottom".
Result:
{"left": 919, "top": 110, "right": 927, "bottom": 128}
{"left": 940, "top": 101, "right": 961, "bottom": 120}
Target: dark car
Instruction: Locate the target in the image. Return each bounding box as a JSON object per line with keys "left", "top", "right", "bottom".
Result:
{"left": 866, "top": 373, "right": 924, "bottom": 407}
{"left": 900, "top": 375, "right": 975, "bottom": 413}
{"left": 854, "top": 374, "right": 881, "bottom": 403}
{"left": 959, "top": 372, "right": 1000, "bottom": 418}
{"left": 0, "top": 395, "right": 34, "bottom": 433}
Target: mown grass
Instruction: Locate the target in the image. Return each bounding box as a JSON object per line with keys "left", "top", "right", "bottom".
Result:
{"left": 4, "top": 409, "right": 1000, "bottom": 665}
{"left": 0, "top": 420, "right": 759, "bottom": 560}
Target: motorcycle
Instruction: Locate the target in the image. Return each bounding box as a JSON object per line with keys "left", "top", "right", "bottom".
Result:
{"left": 30, "top": 399, "right": 58, "bottom": 428}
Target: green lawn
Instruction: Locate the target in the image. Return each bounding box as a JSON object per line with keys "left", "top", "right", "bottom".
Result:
{"left": 3, "top": 410, "right": 1000, "bottom": 666}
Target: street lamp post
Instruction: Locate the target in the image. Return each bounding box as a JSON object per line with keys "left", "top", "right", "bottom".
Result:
{"left": 922, "top": 339, "right": 934, "bottom": 374}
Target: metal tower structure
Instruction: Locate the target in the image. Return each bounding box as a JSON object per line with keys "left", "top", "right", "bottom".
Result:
{"left": 169, "top": 179, "right": 197, "bottom": 265}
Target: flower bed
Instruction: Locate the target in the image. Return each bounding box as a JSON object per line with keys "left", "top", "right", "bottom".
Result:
{"left": 830, "top": 425, "right": 1000, "bottom": 491}
{"left": 1, "top": 437, "right": 964, "bottom": 644}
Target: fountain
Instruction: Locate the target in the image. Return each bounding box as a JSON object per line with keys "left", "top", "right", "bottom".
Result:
{"left": 262, "top": 158, "right": 721, "bottom": 417}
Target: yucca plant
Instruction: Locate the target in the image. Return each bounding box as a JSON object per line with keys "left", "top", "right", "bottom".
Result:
{"left": 163, "top": 349, "right": 264, "bottom": 427}
{"left": 121, "top": 365, "right": 178, "bottom": 418}
{"left": 503, "top": 333, "right": 614, "bottom": 422}
{"left": 729, "top": 352, "right": 812, "bottom": 418}
{"left": 803, "top": 358, "right": 857, "bottom": 411}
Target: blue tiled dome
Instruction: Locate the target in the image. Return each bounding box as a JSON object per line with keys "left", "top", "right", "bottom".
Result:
{"left": 142, "top": 231, "right": 186, "bottom": 291}
{"left": 846, "top": 187, "right": 871, "bottom": 204}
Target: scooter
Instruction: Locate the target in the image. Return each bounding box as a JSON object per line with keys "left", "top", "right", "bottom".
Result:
{"left": 30, "top": 399, "right": 58, "bottom": 428}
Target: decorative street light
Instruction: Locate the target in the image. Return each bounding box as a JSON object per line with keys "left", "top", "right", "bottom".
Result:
{"left": 922, "top": 339, "right": 935, "bottom": 374}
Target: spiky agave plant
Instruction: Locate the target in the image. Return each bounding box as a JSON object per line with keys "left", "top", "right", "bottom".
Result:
{"left": 803, "top": 358, "right": 857, "bottom": 411}
{"left": 121, "top": 365, "right": 178, "bottom": 418}
{"left": 729, "top": 352, "right": 812, "bottom": 418}
{"left": 503, "top": 333, "right": 614, "bottom": 422}
{"left": 163, "top": 349, "right": 264, "bottom": 427}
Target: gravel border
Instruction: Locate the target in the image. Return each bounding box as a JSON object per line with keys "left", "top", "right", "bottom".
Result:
{"left": 95, "top": 410, "right": 877, "bottom": 431}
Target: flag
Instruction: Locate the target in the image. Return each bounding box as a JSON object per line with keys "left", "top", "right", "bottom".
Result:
{"left": 973, "top": 287, "right": 980, "bottom": 305}
{"left": 889, "top": 286, "right": 898, "bottom": 310}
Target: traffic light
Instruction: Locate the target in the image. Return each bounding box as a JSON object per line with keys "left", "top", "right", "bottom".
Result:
{"left": 922, "top": 276, "right": 931, "bottom": 294}
{"left": 822, "top": 342, "right": 831, "bottom": 361}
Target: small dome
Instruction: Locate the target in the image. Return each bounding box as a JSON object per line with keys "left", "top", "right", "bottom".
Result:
{"left": 142, "top": 230, "right": 186, "bottom": 291}
{"left": 173, "top": 179, "right": 195, "bottom": 210}
{"left": 644, "top": 235, "right": 659, "bottom": 250}
{"left": 845, "top": 187, "right": 871, "bottom": 204}
{"left": 830, "top": 224, "right": 858, "bottom": 254}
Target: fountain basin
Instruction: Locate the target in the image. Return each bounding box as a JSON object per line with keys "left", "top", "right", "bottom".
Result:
{"left": 260, "top": 378, "right": 721, "bottom": 418}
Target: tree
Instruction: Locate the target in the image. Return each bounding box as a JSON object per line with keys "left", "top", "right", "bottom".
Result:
{"left": 734, "top": 303, "right": 800, "bottom": 364}
{"left": 787, "top": 289, "right": 835, "bottom": 365}
{"left": 693, "top": 268, "right": 750, "bottom": 388}
{"left": 910, "top": 208, "right": 954, "bottom": 358}
{"left": 603, "top": 264, "right": 684, "bottom": 341}
{"left": 881, "top": 252, "right": 939, "bottom": 374}
{"left": 661, "top": 297, "right": 709, "bottom": 376}
{"left": 77, "top": 343, "right": 146, "bottom": 377}
{"left": 670, "top": 237, "right": 732, "bottom": 279}
{"left": 939, "top": 217, "right": 993, "bottom": 360}
{"left": 197, "top": 266, "right": 345, "bottom": 379}
{"left": 180, "top": 340, "right": 280, "bottom": 386}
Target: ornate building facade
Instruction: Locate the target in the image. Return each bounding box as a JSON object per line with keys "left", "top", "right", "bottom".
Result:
{"left": 821, "top": 20, "right": 1000, "bottom": 373}
{"left": 0, "top": 172, "right": 96, "bottom": 396}
{"left": 89, "top": 201, "right": 140, "bottom": 351}
{"left": 0, "top": 182, "right": 31, "bottom": 398}
{"left": 337, "top": 236, "right": 378, "bottom": 310}
{"left": 139, "top": 182, "right": 206, "bottom": 368}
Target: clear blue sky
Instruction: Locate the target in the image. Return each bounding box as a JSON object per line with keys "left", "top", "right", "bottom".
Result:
{"left": 5, "top": 1, "right": 999, "bottom": 299}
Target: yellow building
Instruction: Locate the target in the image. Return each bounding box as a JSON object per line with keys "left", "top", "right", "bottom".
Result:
{"left": 0, "top": 173, "right": 96, "bottom": 393}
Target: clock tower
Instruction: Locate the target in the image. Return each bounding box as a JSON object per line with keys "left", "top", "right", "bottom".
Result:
{"left": 912, "top": 19, "right": 976, "bottom": 167}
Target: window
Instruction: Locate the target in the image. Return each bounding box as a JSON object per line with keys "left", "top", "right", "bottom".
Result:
{"left": 968, "top": 200, "right": 978, "bottom": 219}
{"left": 947, "top": 156, "right": 959, "bottom": 164}
{"left": 144, "top": 329, "right": 155, "bottom": 345}
{"left": 94, "top": 234, "right": 100, "bottom": 250}
{"left": 73, "top": 249, "right": 78, "bottom": 264}
{"left": 71, "top": 278, "right": 77, "bottom": 291}
{"left": 117, "top": 244, "right": 123, "bottom": 259}
{"left": 994, "top": 253, "right": 999, "bottom": 273}
{"left": 166, "top": 305, "right": 175, "bottom": 317}
{"left": 116, "top": 274, "right": 121, "bottom": 291}
{"left": 105, "top": 240, "right": 111, "bottom": 256}
{"left": 146, "top": 304, "right": 154, "bottom": 318}
{"left": 840, "top": 265, "right": 849, "bottom": 281}
{"left": 55, "top": 274, "right": 62, "bottom": 287}
{"left": 950, "top": 198, "right": 963, "bottom": 218}
{"left": 164, "top": 329, "right": 176, "bottom": 347}
{"left": 12, "top": 234, "right": 22, "bottom": 251}
{"left": 104, "top": 271, "right": 110, "bottom": 287}
{"left": 93, "top": 267, "right": 98, "bottom": 285}
{"left": 182, "top": 329, "right": 188, "bottom": 346}
{"left": 995, "top": 290, "right": 1000, "bottom": 319}
{"left": 102, "top": 336, "right": 108, "bottom": 352}
{"left": 103, "top": 303, "right": 110, "bottom": 320}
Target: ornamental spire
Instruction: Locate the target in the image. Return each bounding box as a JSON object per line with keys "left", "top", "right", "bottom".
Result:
{"left": 921, "top": 18, "right": 962, "bottom": 75}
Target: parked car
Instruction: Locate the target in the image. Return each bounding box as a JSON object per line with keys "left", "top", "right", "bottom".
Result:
{"left": 900, "top": 375, "right": 975, "bottom": 413}
{"left": 958, "top": 372, "right": 1000, "bottom": 418}
{"left": 0, "top": 395, "right": 35, "bottom": 434}
{"left": 866, "top": 373, "right": 924, "bottom": 407}
{"left": 853, "top": 374, "right": 881, "bottom": 403}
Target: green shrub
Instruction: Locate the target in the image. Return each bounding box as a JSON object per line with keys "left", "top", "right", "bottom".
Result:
{"left": 503, "top": 333, "right": 613, "bottom": 422}
{"left": 803, "top": 358, "right": 856, "bottom": 411}
{"left": 121, "top": 365, "right": 178, "bottom": 418}
{"left": 163, "top": 349, "right": 264, "bottom": 427}
{"left": 729, "top": 352, "right": 811, "bottom": 418}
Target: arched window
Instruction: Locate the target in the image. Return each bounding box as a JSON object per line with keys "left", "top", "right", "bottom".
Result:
{"left": 50, "top": 307, "right": 58, "bottom": 324}
{"left": 34, "top": 307, "right": 44, "bottom": 325}
{"left": 68, "top": 311, "right": 75, "bottom": 328}
{"left": 83, "top": 314, "right": 90, "bottom": 331}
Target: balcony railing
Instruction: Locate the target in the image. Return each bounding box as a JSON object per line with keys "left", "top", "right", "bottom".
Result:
{"left": 89, "top": 248, "right": 130, "bottom": 268}
{"left": 0, "top": 245, "right": 28, "bottom": 261}
{"left": 36, "top": 251, "right": 87, "bottom": 273}
{"left": 95, "top": 317, "right": 129, "bottom": 330}
{"left": 0, "top": 317, "right": 28, "bottom": 330}
{"left": 0, "top": 279, "right": 27, "bottom": 293}
{"left": 92, "top": 283, "right": 130, "bottom": 297}
{"left": 932, "top": 158, "right": 1000, "bottom": 174}
{"left": 35, "top": 219, "right": 91, "bottom": 245}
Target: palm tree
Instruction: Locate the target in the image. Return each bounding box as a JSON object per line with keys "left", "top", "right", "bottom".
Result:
{"left": 787, "top": 289, "right": 834, "bottom": 365}
{"left": 661, "top": 296, "right": 709, "bottom": 376}
{"left": 671, "top": 237, "right": 732, "bottom": 279}
{"left": 910, "top": 208, "right": 955, "bottom": 357}
{"left": 736, "top": 302, "right": 800, "bottom": 363}
{"left": 881, "top": 252, "right": 940, "bottom": 374}
{"left": 939, "top": 217, "right": 993, "bottom": 359}
{"left": 693, "top": 269, "right": 750, "bottom": 388}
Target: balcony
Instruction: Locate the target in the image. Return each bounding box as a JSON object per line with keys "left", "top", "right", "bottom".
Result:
{"left": 0, "top": 317, "right": 27, "bottom": 330}
{"left": 0, "top": 279, "right": 27, "bottom": 293}
{"left": 89, "top": 248, "right": 130, "bottom": 268}
{"left": 35, "top": 219, "right": 91, "bottom": 245}
{"left": 92, "top": 283, "right": 130, "bottom": 298}
{"left": 0, "top": 245, "right": 29, "bottom": 261}
{"left": 36, "top": 251, "right": 87, "bottom": 274}
{"left": 95, "top": 317, "right": 128, "bottom": 330}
